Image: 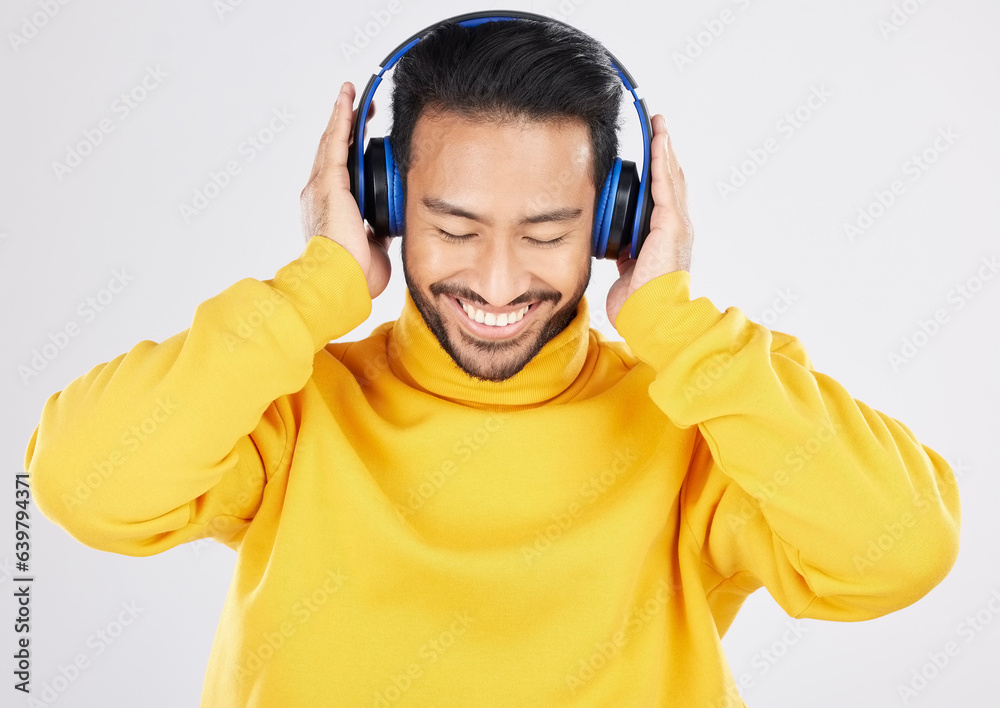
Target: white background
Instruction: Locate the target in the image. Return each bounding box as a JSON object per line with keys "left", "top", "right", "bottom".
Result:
{"left": 1, "top": 0, "right": 997, "bottom": 706}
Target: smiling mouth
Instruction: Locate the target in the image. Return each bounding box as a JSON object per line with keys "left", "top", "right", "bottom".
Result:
{"left": 447, "top": 295, "right": 539, "bottom": 340}
{"left": 456, "top": 298, "right": 532, "bottom": 327}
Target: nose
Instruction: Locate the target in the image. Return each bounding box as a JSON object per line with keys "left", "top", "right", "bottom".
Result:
{"left": 470, "top": 235, "right": 533, "bottom": 307}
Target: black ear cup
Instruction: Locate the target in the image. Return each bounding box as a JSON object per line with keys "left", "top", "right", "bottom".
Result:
{"left": 603, "top": 160, "right": 640, "bottom": 261}
{"left": 362, "top": 138, "right": 390, "bottom": 239}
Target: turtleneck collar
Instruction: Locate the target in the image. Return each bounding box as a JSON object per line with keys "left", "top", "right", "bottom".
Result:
{"left": 386, "top": 288, "right": 596, "bottom": 411}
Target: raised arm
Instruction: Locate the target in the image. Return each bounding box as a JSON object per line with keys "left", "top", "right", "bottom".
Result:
{"left": 25, "top": 238, "right": 372, "bottom": 556}
{"left": 26, "top": 81, "right": 387, "bottom": 556}
{"left": 615, "top": 270, "right": 961, "bottom": 622}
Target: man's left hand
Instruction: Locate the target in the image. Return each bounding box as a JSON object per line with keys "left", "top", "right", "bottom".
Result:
{"left": 606, "top": 114, "right": 694, "bottom": 329}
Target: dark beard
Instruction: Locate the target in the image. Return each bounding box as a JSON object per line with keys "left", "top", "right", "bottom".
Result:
{"left": 401, "top": 237, "right": 591, "bottom": 383}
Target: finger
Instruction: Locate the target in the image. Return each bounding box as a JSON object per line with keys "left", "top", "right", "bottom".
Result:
{"left": 364, "top": 218, "right": 391, "bottom": 254}
{"left": 308, "top": 82, "right": 356, "bottom": 183}
{"left": 616, "top": 247, "right": 627, "bottom": 266}
{"left": 309, "top": 91, "right": 378, "bottom": 188}
{"left": 308, "top": 83, "right": 348, "bottom": 182}
{"left": 659, "top": 114, "right": 688, "bottom": 210}
{"left": 617, "top": 256, "right": 636, "bottom": 278}
{"left": 649, "top": 114, "right": 688, "bottom": 222}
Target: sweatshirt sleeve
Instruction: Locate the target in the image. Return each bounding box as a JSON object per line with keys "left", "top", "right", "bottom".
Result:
{"left": 614, "top": 269, "right": 961, "bottom": 621}
{"left": 25, "top": 236, "right": 371, "bottom": 557}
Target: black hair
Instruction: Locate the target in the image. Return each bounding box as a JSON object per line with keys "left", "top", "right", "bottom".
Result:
{"left": 388, "top": 17, "right": 623, "bottom": 218}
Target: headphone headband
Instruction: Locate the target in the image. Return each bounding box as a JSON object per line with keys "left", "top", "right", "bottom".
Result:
{"left": 348, "top": 10, "right": 654, "bottom": 259}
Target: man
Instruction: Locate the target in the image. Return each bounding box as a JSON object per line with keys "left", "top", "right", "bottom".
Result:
{"left": 26, "top": 15, "right": 960, "bottom": 708}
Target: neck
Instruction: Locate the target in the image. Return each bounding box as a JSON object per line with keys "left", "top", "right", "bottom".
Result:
{"left": 386, "top": 288, "right": 596, "bottom": 410}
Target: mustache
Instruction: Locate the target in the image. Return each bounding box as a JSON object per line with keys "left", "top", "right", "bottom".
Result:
{"left": 428, "top": 282, "right": 560, "bottom": 308}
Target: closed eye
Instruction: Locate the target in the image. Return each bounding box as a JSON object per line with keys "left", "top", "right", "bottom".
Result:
{"left": 437, "top": 229, "right": 475, "bottom": 242}
{"left": 529, "top": 236, "right": 566, "bottom": 248}
{"left": 437, "top": 229, "right": 566, "bottom": 248}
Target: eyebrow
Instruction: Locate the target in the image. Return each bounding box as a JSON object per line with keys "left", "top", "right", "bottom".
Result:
{"left": 421, "top": 196, "right": 583, "bottom": 227}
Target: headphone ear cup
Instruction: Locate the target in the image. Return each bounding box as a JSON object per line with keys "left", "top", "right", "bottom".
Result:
{"left": 603, "top": 160, "right": 640, "bottom": 262}
{"left": 384, "top": 136, "right": 404, "bottom": 238}
{"left": 363, "top": 137, "right": 390, "bottom": 239}
{"left": 593, "top": 158, "right": 622, "bottom": 259}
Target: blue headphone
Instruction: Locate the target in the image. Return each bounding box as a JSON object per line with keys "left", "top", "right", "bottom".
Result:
{"left": 346, "top": 10, "right": 654, "bottom": 261}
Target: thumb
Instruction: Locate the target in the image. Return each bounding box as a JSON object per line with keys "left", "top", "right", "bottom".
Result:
{"left": 616, "top": 252, "right": 636, "bottom": 278}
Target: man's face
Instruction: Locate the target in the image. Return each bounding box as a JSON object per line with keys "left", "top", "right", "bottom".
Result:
{"left": 401, "top": 109, "right": 596, "bottom": 383}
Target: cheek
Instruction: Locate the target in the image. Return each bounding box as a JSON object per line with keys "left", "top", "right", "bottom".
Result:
{"left": 522, "top": 245, "right": 590, "bottom": 297}
{"left": 554, "top": 255, "right": 590, "bottom": 292}
{"left": 405, "top": 235, "right": 455, "bottom": 282}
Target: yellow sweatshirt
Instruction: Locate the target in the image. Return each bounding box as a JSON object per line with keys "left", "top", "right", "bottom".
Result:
{"left": 26, "top": 234, "right": 961, "bottom": 707}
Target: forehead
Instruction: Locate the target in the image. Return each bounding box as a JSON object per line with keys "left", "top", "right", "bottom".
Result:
{"left": 407, "top": 109, "right": 595, "bottom": 211}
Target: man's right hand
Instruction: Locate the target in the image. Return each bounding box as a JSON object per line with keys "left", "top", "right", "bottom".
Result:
{"left": 300, "top": 81, "right": 392, "bottom": 299}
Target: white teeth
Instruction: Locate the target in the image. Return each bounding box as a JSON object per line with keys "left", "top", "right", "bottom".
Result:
{"left": 459, "top": 300, "right": 530, "bottom": 327}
